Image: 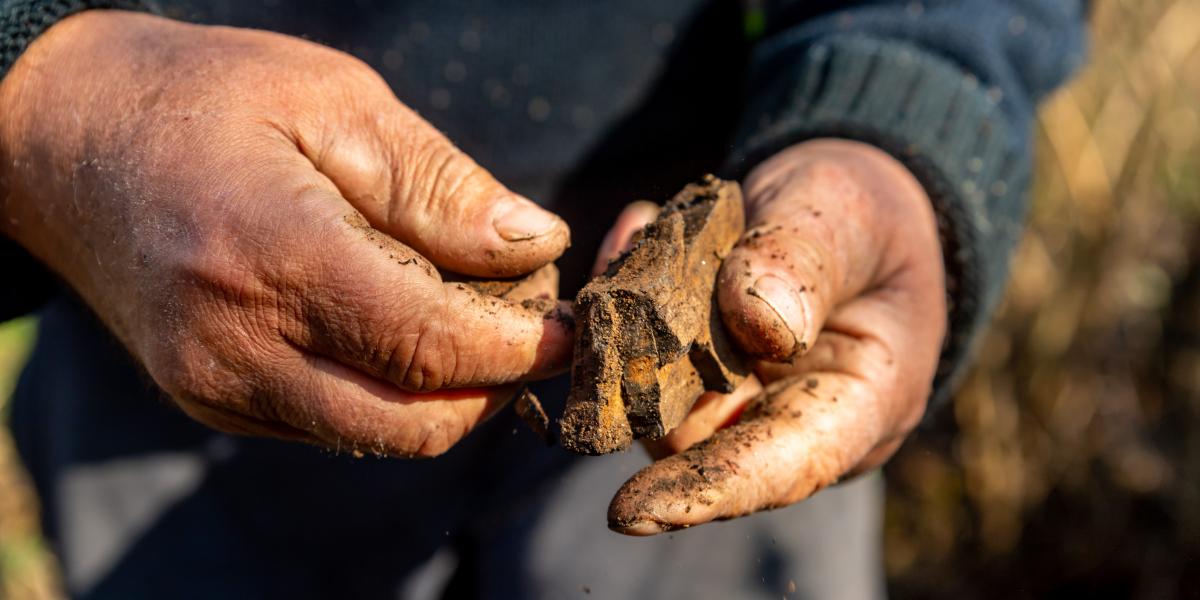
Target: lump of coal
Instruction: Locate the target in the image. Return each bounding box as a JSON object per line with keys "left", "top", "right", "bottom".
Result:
{"left": 560, "top": 175, "right": 748, "bottom": 455}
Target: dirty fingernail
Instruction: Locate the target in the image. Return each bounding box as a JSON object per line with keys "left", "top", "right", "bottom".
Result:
{"left": 610, "top": 519, "right": 665, "bottom": 536}
{"left": 493, "top": 197, "right": 561, "bottom": 241}
{"left": 746, "top": 275, "right": 808, "bottom": 359}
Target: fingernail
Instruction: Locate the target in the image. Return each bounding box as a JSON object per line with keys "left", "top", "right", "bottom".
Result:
{"left": 747, "top": 275, "right": 808, "bottom": 359}
{"left": 493, "top": 197, "right": 561, "bottom": 242}
{"left": 610, "top": 520, "right": 665, "bottom": 536}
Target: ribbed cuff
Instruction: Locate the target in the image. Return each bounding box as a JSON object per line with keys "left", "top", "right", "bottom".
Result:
{"left": 724, "top": 35, "right": 1031, "bottom": 409}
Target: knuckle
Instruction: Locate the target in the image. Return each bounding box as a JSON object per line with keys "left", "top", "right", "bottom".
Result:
{"left": 378, "top": 413, "right": 462, "bottom": 458}
{"left": 141, "top": 256, "right": 277, "bottom": 413}
{"left": 800, "top": 157, "right": 855, "bottom": 189}
{"left": 315, "top": 47, "right": 394, "bottom": 95}
{"left": 798, "top": 449, "right": 846, "bottom": 498}
{"left": 246, "top": 37, "right": 392, "bottom": 101}
{"left": 398, "top": 133, "right": 490, "bottom": 213}
{"left": 414, "top": 418, "right": 460, "bottom": 458}
{"left": 174, "top": 250, "right": 282, "bottom": 354}
{"left": 860, "top": 339, "right": 930, "bottom": 434}
{"left": 384, "top": 317, "right": 457, "bottom": 392}
{"left": 332, "top": 53, "right": 389, "bottom": 88}
{"left": 143, "top": 333, "right": 228, "bottom": 407}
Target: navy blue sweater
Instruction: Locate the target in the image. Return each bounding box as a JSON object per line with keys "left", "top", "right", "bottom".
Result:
{"left": 0, "top": 0, "right": 1087, "bottom": 402}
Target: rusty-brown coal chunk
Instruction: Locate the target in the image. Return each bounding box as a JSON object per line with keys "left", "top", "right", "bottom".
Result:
{"left": 560, "top": 175, "right": 749, "bottom": 455}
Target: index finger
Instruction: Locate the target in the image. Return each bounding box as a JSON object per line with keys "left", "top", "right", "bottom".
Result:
{"left": 609, "top": 268, "right": 945, "bottom": 534}
{"left": 274, "top": 188, "right": 574, "bottom": 392}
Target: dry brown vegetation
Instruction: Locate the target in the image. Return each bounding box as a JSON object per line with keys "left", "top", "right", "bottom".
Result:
{"left": 1, "top": 1, "right": 1198, "bottom": 597}
{"left": 885, "top": 0, "right": 1200, "bottom": 597}
{"left": 0, "top": 318, "right": 60, "bottom": 599}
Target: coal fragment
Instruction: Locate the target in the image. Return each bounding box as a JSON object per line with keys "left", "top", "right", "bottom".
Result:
{"left": 560, "top": 175, "right": 749, "bottom": 455}
{"left": 514, "top": 387, "right": 555, "bottom": 446}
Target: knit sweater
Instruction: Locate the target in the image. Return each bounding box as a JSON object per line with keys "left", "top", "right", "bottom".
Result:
{"left": 0, "top": 0, "right": 1088, "bottom": 404}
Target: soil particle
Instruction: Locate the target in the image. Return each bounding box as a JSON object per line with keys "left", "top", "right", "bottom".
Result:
{"left": 344, "top": 213, "right": 436, "bottom": 276}
{"left": 520, "top": 297, "right": 558, "bottom": 314}
{"left": 514, "top": 387, "right": 555, "bottom": 446}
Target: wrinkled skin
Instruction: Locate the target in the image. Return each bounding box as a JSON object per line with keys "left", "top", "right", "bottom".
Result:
{"left": 595, "top": 140, "right": 947, "bottom": 535}
{"left": 1, "top": 10, "right": 944, "bottom": 530}
{"left": 0, "top": 11, "right": 574, "bottom": 457}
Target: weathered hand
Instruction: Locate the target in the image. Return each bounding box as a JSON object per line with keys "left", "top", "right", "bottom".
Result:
{"left": 597, "top": 140, "right": 946, "bottom": 534}
{"left": 0, "top": 11, "right": 572, "bottom": 456}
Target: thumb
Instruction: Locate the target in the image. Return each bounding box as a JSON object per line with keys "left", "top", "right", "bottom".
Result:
{"left": 298, "top": 91, "right": 569, "bottom": 278}
{"left": 718, "top": 141, "right": 922, "bottom": 361}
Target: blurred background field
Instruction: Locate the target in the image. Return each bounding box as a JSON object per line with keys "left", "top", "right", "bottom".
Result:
{"left": 2, "top": 0, "right": 1199, "bottom": 598}
{"left": 885, "top": 0, "right": 1200, "bottom": 597}
{"left": 0, "top": 318, "right": 59, "bottom": 599}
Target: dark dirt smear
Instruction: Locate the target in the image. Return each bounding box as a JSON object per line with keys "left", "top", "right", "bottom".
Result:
{"left": 519, "top": 297, "right": 558, "bottom": 314}
{"left": 543, "top": 305, "right": 575, "bottom": 330}
{"left": 344, "top": 213, "right": 436, "bottom": 277}
{"left": 612, "top": 435, "right": 754, "bottom": 527}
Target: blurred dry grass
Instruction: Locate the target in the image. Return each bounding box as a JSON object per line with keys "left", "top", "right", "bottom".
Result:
{"left": 0, "top": 0, "right": 1198, "bottom": 598}
{"left": 0, "top": 318, "right": 62, "bottom": 600}
{"left": 885, "top": 0, "right": 1200, "bottom": 597}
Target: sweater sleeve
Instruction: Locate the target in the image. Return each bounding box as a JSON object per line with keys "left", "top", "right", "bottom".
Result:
{"left": 725, "top": 0, "right": 1089, "bottom": 406}
{"left": 0, "top": 0, "right": 154, "bottom": 322}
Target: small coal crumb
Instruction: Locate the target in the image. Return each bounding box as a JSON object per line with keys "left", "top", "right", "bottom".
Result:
{"left": 520, "top": 297, "right": 558, "bottom": 314}
{"left": 514, "top": 388, "right": 555, "bottom": 446}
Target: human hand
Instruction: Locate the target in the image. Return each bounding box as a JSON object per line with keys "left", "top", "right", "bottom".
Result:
{"left": 0, "top": 11, "right": 572, "bottom": 457}
{"left": 595, "top": 140, "right": 946, "bottom": 534}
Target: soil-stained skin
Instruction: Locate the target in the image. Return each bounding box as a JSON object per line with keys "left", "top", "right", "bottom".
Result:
{"left": 607, "top": 373, "right": 860, "bottom": 536}
{"left": 448, "top": 262, "right": 571, "bottom": 444}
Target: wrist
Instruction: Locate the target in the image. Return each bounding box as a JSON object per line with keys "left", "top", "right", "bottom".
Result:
{"left": 0, "top": 10, "right": 167, "bottom": 254}
{"left": 0, "top": 10, "right": 103, "bottom": 238}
